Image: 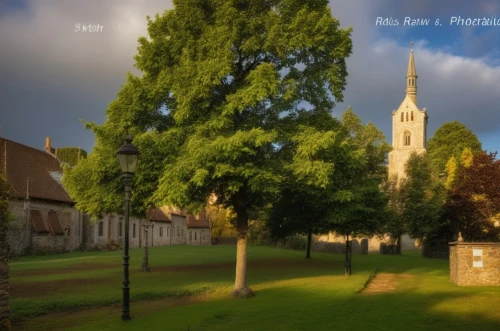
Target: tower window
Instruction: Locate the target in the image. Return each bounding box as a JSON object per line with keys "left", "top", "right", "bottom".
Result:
{"left": 401, "top": 112, "right": 404, "bottom": 122}
{"left": 411, "top": 111, "right": 414, "bottom": 121}
{"left": 406, "top": 112, "right": 409, "bottom": 121}
{"left": 404, "top": 131, "right": 411, "bottom": 146}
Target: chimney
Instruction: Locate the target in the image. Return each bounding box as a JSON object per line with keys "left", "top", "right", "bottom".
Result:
{"left": 45, "top": 137, "right": 56, "bottom": 157}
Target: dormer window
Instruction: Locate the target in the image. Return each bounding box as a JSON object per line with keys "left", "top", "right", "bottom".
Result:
{"left": 404, "top": 131, "right": 411, "bottom": 146}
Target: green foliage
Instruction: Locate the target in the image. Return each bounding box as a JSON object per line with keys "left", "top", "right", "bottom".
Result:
{"left": 268, "top": 108, "right": 389, "bottom": 244}
{"left": 55, "top": 148, "right": 87, "bottom": 167}
{"left": 427, "top": 121, "right": 482, "bottom": 176}
{"left": 445, "top": 152, "right": 500, "bottom": 241}
{"left": 401, "top": 152, "right": 445, "bottom": 239}
{"left": 0, "top": 173, "right": 13, "bottom": 227}
{"left": 64, "top": 0, "right": 353, "bottom": 224}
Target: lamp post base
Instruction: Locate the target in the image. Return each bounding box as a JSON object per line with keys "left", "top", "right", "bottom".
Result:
{"left": 141, "top": 246, "right": 150, "bottom": 272}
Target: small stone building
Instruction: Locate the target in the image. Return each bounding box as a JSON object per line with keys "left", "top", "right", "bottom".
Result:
{"left": 89, "top": 207, "right": 211, "bottom": 248}
{"left": 449, "top": 242, "right": 500, "bottom": 286}
{"left": 0, "top": 137, "right": 89, "bottom": 255}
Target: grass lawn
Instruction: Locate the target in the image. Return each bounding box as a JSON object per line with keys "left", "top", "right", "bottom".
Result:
{"left": 9, "top": 245, "right": 500, "bottom": 330}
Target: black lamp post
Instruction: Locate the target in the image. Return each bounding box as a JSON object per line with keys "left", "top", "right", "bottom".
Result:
{"left": 141, "top": 223, "right": 154, "bottom": 272}
{"left": 116, "top": 135, "right": 139, "bottom": 321}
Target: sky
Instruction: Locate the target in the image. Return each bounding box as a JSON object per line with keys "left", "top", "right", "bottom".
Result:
{"left": 1, "top": 0, "right": 499, "bottom": 155}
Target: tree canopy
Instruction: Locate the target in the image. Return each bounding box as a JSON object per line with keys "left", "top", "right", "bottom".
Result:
{"left": 427, "top": 121, "right": 482, "bottom": 176}
{"left": 445, "top": 151, "right": 500, "bottom": 241}
{"left": 63, "top": 0, "right": 353, "bottom": 297}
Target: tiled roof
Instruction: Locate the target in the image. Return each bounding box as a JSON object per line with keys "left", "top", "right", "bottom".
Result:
{"left": 147, "top": 208, "right": 171, "bottom": 222}
{"left": 186, "top": 210, "right": 210, "bottom": 228}
{"left": 0, "top": 138, "right": 73, "bottom": 203}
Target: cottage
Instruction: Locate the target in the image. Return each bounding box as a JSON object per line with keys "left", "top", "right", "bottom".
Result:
{"left": 0, "top": 137, "right": 88, "bottom": 255}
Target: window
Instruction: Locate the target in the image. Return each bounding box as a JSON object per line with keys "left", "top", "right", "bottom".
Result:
{"left": 47, "top": 210, "right": 64, "bottom": 235}
{"left": 404, "top": 131, "right": 411, "bottom": 146}
{"left": 195, "top": 232, "right": 197, "bottom": 241}
{"left": 66, "top": 228, "right": 71, "bottom": 237}
{"left": 411, "top": 111, "right": 414, "bottom": 121}
{"left": 98, "top": 222, "right": 104, "bottom": 237}
{"left": 118, "top": 222, "right": 122, "bottom": 238}
{"left": 401, "top": 112, "right": 404, "bottom": 122}
{"left": 132, "top": 223, "right": 136, "bottom": 238}
{"left": 160, "top": 227, "right": 163, "bottom": 237}
{"left": 167, "top": 227, "right": 169, "bottom": 237}
{"left": 406, "top": 112, "right": 409, "bottom": 121}
{"left": 202, "top": 231, "right": 204, "bottom": 240}
{"left": 177, "top": 226, "right": 179, "bottom": 237}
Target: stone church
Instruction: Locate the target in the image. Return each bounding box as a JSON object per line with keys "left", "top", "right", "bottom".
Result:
{"left": 317, "top": 44, "right": 426, "bottom": 252}
{"left": 388, "top": 43, "right": 428, "bottom": 185}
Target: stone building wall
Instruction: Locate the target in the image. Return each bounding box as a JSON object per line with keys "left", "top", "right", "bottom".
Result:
{"left": 7, "top": 199, "right": 85, "bottom": 255}
{"left": 150, "top": 221, "right": 172, "bottom": 246}
{"left": 91, "top": 213, "right": 142, "bottom": 249}
{"left": 449, "top": 242, "right": 500, "bottom": 286}
{"left": 186, "top": 228, "right": 211, "bottom": 245}
{"left": 170, "top": 214, "right": 187, "bottom": 245}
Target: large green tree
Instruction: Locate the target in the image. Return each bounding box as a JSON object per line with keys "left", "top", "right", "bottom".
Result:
{"left": 427, "top": 121, "right": 482, "bottom": 176}
{"left": 401, "top": 152, "right": 445, "bottom": 240}
{"left": 64, "top": 0, "right": 353, "bottom": 297}
{"left": 445, "top": 151, "right": 500, "bottom": 241}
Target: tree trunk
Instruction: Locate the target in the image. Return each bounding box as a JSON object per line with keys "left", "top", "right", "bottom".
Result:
{"left": 396, "top": 234, "right": 402, "bottom": 255}
{"left": 0, "top": 230, "right": 10, "bottom": 330}
{"left": 344, "top": 234, "right": 350, "bottom": 276}
{"left": 231, "top": 207, "right": 254, "bottom": 298}
{"left": 348, "top": 238, "right": 352, "bottom": 275}
{"left": 306, "top": 229, "right": 312, "bottom": 259}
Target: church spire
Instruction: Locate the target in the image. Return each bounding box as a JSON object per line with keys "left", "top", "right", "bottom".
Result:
{"left": 406, "top": 41, "right": 417, "bottom": 104}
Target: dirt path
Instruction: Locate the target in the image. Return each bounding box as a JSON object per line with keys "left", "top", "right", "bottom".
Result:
{"left": 361, "top": 272, "right": 413, "bottom": 294}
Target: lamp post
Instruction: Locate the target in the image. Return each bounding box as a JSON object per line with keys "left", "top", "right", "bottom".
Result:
{"left": 116, "top": 135, "right": 139, "bottom": 321}
{"left": 141, "top": 223, "right": 153, "bottom": 272}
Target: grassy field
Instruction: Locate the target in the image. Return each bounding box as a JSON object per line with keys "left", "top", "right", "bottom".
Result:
{"left": 9, "top": 245, "right": 500, "bottom": 330}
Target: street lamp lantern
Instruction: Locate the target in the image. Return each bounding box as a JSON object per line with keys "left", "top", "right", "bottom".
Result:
{"left": 116, "top": 135, "right": 139, "bottom": 174}
{"left": 116, "top": 135, "right": 139, "bottom": 321}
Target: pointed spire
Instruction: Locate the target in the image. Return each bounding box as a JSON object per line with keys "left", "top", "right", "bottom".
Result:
{"left": 406, "top": 41, "right": 417, "bottom": 104}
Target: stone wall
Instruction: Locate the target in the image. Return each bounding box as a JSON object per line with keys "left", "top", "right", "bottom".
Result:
{"left": 170, "top": 214, "right": 187, "bottom": 245}
{"left": 449, "top": 242, "right": 500, "bottom": 286}
{"left": 7, "top": 199, "right": 85, "bottom": 256}
{"left": 186, "top": 228, "right": 211, "bottom": 245}
{"left": 91, "top": 213, "right": 142, "bottom": 249}
{"left": 423, "top": 238, "right": 450, "bottom": 259}
{"left": 316, "top": 232, "right": 418, "bottom": 253}
{"left": 313, "top": 239, "right": 368, "bottom": 255}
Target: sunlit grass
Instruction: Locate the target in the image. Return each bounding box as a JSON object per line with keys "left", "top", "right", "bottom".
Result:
{"left": 10, "top": 245, "right": 500, "bottom": 331}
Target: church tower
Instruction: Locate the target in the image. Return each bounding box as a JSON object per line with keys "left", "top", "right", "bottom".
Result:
{"left": 388, "top": 42, "right": 428, "bottom": 184}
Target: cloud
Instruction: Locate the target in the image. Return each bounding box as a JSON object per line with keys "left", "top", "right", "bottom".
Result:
{"left": 0, "top": 0, "right": 173, "bottom": 151}
{"left": 0, "top": 0, "right": 499, "bottom": 154}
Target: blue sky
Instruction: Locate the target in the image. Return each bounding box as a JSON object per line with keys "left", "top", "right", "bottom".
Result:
{"left": 0, "top": 0, "right": 499, "bottom": 155}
